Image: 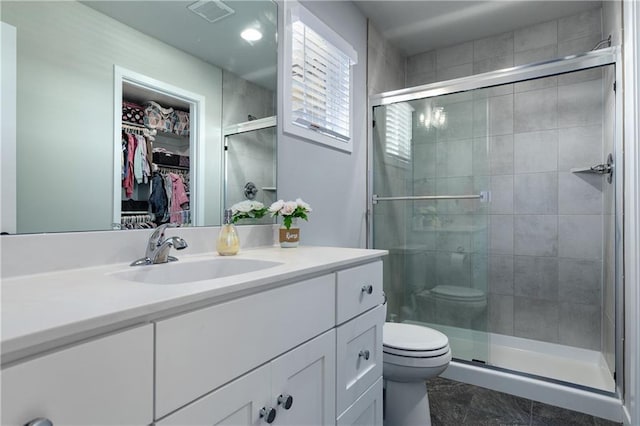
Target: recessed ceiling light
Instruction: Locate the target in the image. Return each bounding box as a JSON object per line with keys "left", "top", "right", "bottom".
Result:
{"left": 241, "top": 28, "right": 262, "bottom": 42}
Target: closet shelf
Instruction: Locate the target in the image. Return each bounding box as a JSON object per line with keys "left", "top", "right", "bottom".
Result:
{"left": 156, "top": 163, "right": 189, "bottom": 171}
{"left": 154, "top": 130, "right": 189, "bottom": 141}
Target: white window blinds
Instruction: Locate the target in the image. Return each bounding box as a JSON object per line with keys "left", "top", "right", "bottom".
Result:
{"left": 285, "top": 3, "right": 357, "bottom": 152}
{"left": 385, "top": 103, "right": 413, "bottom": 161}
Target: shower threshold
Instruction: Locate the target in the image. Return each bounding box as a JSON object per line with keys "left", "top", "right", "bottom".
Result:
{"left": 406, "top": 321, "right": 615, "bottom": 393}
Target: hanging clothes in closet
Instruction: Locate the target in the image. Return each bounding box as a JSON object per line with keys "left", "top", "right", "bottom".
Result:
{"left": 169, "top": 172, "right": 189, "bottom": 224}
{"left": 122, "top": 130, "right": 153, "bottom": 195}
{"left": 149, "top": 170, "right": 169, "bottom": 225}
{"left": 120, "top": 99, "right": 191, "bottom": 227}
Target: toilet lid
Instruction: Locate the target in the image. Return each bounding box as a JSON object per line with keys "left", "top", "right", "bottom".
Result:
{"left": 431, "top": 285, "right": 486, "bottom": 301}
{"left": 383, "top": 323, "right": 449, "bottom": 352}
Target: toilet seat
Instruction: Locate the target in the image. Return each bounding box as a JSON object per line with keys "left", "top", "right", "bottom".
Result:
{"left": 383, "top": 345, "right": 450, "bottom": 358}
{"left": 383, "top": 349, "right": 451, "bottom": 368}
{"left": 428, "top": 285, "right": 486, "bottom": 302}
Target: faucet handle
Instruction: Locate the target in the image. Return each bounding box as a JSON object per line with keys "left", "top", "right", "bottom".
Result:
{"left": 153, "top": 223, "right": 176, "bottom": 239}
{"left": 146, "top": 223, "right": 177, "bottom": 258}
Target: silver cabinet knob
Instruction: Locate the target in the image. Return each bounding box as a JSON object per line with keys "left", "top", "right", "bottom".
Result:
{"left": 361, "top": 285, "right": 373, "bottom": 295}
{"left": 24, "top": 418, "right": 53, "bottom": 426}
{"left": 260, "top": 407, "right": 277, "bottom": 424}
{"left": 359, "top": 349, "right": 370, "bottom": 360}
{"left": 278, "top": 394, "right": 294, "bottom": 410}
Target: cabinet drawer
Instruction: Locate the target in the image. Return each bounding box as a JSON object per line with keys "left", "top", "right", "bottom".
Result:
{"left": 336, "top": 261, "right": 383, "bottom": 324}
{"left": 337, "top": 377, "right": 383, "bottom": 426}
{"left": 1, "top": 325, "right": 153, "bottom": 426}
{"left": 336, "top": 304, "right": 385, "bottom": 415}
{"left": 155, "top": 274, "right": 335, "bottom": 418}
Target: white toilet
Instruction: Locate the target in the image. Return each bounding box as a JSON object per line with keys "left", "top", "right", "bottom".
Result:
{"left": 383, "top": 322, "right": 451, "bottom": 426}
{"left": 416, "top": 285, "right": 487, "bottom": 328}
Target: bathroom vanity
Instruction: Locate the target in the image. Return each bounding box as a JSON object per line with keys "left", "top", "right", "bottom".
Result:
{"left": 1, "top": 246, "right": 386, "bottom": 426}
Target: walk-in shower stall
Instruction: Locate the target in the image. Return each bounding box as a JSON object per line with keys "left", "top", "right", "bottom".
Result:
{"left": 368, "top": 48, "right": 622, "bottom": 419}
{"left": 223, "top": 116, "right": 277, "bottom": 223}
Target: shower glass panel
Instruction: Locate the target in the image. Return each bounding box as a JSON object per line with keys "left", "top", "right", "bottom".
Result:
{"left": 224, "top": 117, "right": 277, "bottom": 224}
{"left": 371, "top": 62, "right": 617, "bottom": 394}
{"left": 372, "top": 92, "right": 490, "bottom": 365}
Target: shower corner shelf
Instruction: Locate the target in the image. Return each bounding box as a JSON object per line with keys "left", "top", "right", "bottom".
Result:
{"left": 570, "top": 167, "right": 592, "bottom": 173}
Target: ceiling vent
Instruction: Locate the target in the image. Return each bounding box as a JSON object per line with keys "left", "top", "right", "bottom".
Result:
{"left": 187, "top": 0, "right": 235, "bottom": 23}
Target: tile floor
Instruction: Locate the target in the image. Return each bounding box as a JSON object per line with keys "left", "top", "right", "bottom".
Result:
{"left": 427, "top": 377, "right": 621, "bottom": 426}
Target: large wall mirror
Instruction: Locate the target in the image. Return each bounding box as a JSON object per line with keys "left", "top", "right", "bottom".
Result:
{"left": 1, "top": 0, "right": 277, "bottom": 234}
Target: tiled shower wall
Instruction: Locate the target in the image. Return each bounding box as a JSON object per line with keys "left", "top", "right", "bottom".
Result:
{"left": 405, "top": 8, "right": 606, "bottom": 87}
{"left": 369, "top": 7, "right": 617, "bottom": 350}
{"left": 480, "top": 68, "right": 608, "bottom": 350}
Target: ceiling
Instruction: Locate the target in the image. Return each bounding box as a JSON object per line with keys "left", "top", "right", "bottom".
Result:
{"left": 84, "top": 1, "right": 277, "bottom": 90}
{"left": 83, "top": 0, "right": 602, "bottom": 88}
{"left": 353, "top": 0, "right": 602, "bottom": 55}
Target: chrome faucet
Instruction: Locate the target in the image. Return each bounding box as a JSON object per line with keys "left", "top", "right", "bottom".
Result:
{"left": 131, "top": 224, "right": 188, "bottom": 266}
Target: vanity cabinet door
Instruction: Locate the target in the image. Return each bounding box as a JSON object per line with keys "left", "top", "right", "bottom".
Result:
{"left": 270, "top": 330, "right": 336, "bottom": 426}
{"left": 337, "top": 377, "right": 383, "bottom": 426}
{"left": 156, "top": 363, "right": 272, "bottom": 426}
{"left": 157, "top": 330, "right": 336, "bottom": 426}
{"left": 336, "top": 304, "right": 385, "bottom": 415}
{"left": 1, "top": 325, "right": 153, "bottom": 426}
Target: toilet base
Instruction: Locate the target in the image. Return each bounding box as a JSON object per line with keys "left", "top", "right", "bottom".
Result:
{"left": 384, "top": 379, "right": 431, "bottom": 426}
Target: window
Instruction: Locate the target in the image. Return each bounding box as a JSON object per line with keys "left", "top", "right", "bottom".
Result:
{"left": 284, "top": 2, "right": 357, "bottom": 152}
{"left": 385, "top": 102, "right": 413, "bottom": 162}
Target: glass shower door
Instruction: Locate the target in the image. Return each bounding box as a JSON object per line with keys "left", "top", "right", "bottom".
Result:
{"left": 371, "top": 91, "right": 490, "bottom": 364}
{"left": 371, "top": 62, "right": 618, "bottom": 393}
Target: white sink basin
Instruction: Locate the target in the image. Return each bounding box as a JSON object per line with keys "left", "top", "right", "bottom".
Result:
{"left": 113, "top": 258, "right": 283, "bottom": 284}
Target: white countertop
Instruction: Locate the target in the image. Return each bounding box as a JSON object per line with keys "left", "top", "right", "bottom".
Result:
{"left": 1, "top": 246, "right": 386, "bottom": 363}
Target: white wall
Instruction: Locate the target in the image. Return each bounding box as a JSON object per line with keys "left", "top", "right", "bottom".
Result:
{"left": 1, "top": 1, "right": 223, "bottom": 233}
{"left": 1, "top": 22, "right": 17, "bottom": 234}
{"left": 276, "top": 0, "right": 368, "bottom": 248}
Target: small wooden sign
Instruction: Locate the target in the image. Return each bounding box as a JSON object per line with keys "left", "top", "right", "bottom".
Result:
{"left": 279, "top": 228, "right": 300, "bottom": 243}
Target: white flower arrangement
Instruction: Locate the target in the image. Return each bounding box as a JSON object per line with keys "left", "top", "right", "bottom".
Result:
{"left": 230, "top": 200, "right": 268, "bottom": 224}
{"left": 269, "top": 198, "right": 312, "bottom": 229}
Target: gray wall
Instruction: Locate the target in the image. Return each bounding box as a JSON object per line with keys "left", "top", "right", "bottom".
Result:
{"left": 277, "top": 0, "right": 368, "bottom": 248}
{"left": 367, "top": 21, "right": 406, "bottom": 95}
{"left": 222, "top": 71, "right": 275, "bottom": 127}
{"left": 2, "top": 1, "right": 223, "bottom": 233}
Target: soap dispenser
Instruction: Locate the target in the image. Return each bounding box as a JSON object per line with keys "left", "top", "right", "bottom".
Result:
{"left": 217, "top": 209, "right": 240, "bottom": 256}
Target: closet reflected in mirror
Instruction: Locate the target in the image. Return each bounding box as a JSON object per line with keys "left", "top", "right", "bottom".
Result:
{"left": 117, "top": 69, "right": 204, "bottom": 229}
{"left": 0, "top": 0, "right": 277, "bottom": 234}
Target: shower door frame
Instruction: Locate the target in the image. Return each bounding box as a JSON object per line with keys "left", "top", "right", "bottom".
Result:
{"left": 367, "top": 47, "right": 624, "bottom": 399}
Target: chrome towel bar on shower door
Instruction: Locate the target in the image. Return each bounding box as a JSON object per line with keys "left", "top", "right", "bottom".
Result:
{"left": 372, "top": 191, "right": 491, "bottom": 204}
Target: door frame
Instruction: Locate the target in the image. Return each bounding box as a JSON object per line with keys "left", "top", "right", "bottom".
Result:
{"left": 113, "top": 66, "right": 205, "bottom": 227}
